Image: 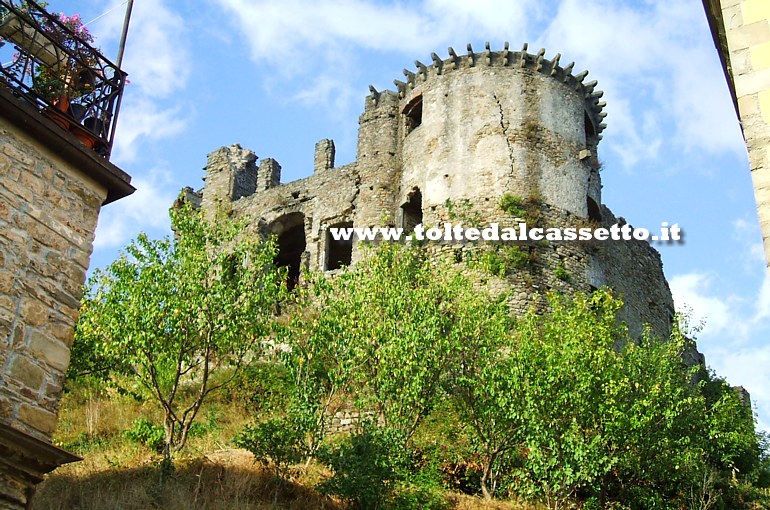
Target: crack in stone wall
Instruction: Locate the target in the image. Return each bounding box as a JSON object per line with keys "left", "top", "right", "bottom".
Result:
{"left": 492, "top": 92, "right": 516, "bottom": 180}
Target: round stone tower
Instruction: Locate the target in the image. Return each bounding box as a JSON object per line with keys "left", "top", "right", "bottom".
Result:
{"left": 353, "top": 42, "right": 658, "bottom": 331}
{"left": 355, "top": 42, "right": 606, "bottom": 229}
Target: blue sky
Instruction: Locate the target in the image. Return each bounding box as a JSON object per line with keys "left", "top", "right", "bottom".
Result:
{"left": 56, "top": 0, "right": 768, "bottom": 431}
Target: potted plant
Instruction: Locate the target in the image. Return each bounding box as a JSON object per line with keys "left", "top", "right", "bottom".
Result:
{"left": 31, "top": 13, "right": 97, "bottom": 104}
{"left": 1, "top": 2, "right": 114, "bottom": 151}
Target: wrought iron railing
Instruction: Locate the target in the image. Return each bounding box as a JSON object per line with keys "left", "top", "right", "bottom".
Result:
{"left": 0, "top": 0, "right": 126, "bottom": 159}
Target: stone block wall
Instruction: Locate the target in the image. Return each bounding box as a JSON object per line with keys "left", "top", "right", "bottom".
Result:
{"left": 424, "top": 199, "right": 673, "bottom": 341}
{"left": 1, "top": 87, "right": 134, "bottom": 509}
{"left": 233, "top": 161, "right": 360, "bottom": 271}
{"left": 727, "top": 0, "right": 770, "bottom": 269}
{"left": 0, "top": 123, "right": 105, "bottom": 442}
{"left": 705, "top": 0, "right": 770, "bottom": 269}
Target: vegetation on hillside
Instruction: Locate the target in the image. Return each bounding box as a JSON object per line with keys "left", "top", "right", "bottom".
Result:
{"left": 57, "top": 207, "right": 770, "bottom": 510}
{"left": 70, "top": 204, "right": 285, "bottom": 467}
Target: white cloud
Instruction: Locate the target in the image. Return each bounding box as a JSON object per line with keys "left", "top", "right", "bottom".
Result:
{"left": 539, "top": 0, "right": 745, "bottom": 168}
{"left": 85, "top": 0, "right": 192, "bottom": 160}
{"left": 732, "top": 216, "right": 767, "bottom": 271}
{"left": 216, "top": 0, "right": 538, "bottom": 65}
{"left": 422, "top": 0, "right": 538, "bottom": 44}
{"left": 111, "top": 97, "right": 188, "bottom": 162}
{"left": 213, "top": 0, "right": 745, "bottom": 168}
{"left": 757, "top": 273, "right": 770, "bottom": 321}
{"left": 670, "top": 272, "right": 733, "bottom": 339}
{"left": 215, "top": 0, "right": 432, "bottom": 71}
{"left": 88, "top": 0, "right": 190, "bottom": 98}
{"left": 292, "top": 75, "right": 357, "bottom": 113}
{"left": 215, "top": 0, "right": 538, "bottom": 114}
{"left": 716, "top": 347, "right": 770, "bottom": 433}
{"left": 94, "top": 168, "right": 177, "bottom": 249}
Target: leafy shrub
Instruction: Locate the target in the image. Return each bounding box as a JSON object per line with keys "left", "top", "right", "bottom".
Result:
{"left": 62, "top": 431, "right": 107, "bottom": 454}
{"left": 124, "top": 418, "right": 165, "bottom": 453}
{"left": 317, "top": 425, "right": 448, "bottom": 510}
{"left": 187, "top": 406, "right": 222, "bottom": 439}
{"left": 317, "top": 426, "right": 407, "bottom": 509}
{"left": 499, "top": 193, "right": 526, "bottom": 218}
{"left": 219, "top": 363, "right": 292, "bottom": 414}
{"left": 235, "top": 416, "right": 309, "bottom": 479}
{"left": 410, "top": 403, "right": 481, "bottom": 495}
{"left": 554, "top": 263, "right": 570, "bottom": 282}
{"left": 445, "top": 198, "right": 482, "bottom": 226}
{"left": 470, "top": 245, "right": 529, "bottom": 277}
{"left": 392, "top": 460, "right": 450, "bottom": 510}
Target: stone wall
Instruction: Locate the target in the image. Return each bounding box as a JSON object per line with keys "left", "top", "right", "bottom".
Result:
{"left": 704, "top": 0, "right": 770, "bottom": 269}
{"left": 425, "top": 200, "right": 674, "bottom": 341}
{"left": 399, "top": 63, "right": 597, "bottom": 220}
{"left": 0, "top": 122, "right": 107, "bottom": 441}
{"left": 0, "top": 87, "right": 134, "bottom": 509}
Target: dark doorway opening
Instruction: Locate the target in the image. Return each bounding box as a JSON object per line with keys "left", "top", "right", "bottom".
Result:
{"left": 326, "top": 221, "right": 353, "bottom": 271}
{"left": 272, "top": 213, "right": 306, "bottom": 290}
{"left": 401, "top": 188, "right": 423, "bottom": 233}
{"left": 587, "top": 196, "right": 602, "bottom": 223}
{"left": 403, "top": 94, "right": 423, "bottom": 134}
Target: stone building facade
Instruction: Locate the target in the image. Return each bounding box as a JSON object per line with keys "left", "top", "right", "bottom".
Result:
{"left": 0, "top": 85, "right": 134, "bottom": 507}
{"left": 187, "top": 43, "right": 676, "bottom": 341}
{"left": 704, "top": 0, "right": 770, "bottom": 270}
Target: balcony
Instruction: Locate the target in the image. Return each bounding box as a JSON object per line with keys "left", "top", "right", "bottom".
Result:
{"left": 0, "top": 0, "right": 126, "bottom": 159}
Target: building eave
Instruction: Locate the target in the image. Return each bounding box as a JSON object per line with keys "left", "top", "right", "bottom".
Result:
{"left": 702, "top": 0, "right": 742, "bottom": 124}
{"left": 0, "top": 87, "right": 135, "bottom": 205}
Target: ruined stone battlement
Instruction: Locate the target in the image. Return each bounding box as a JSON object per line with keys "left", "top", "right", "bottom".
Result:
{"left": 188, "top": 42, "right": 675, "bottom": 341}
{"left": 369, "top": 42, "right": 606, "bottom": 140}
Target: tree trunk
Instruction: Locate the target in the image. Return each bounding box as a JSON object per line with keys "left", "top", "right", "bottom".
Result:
{"left": 160, "top": 414, "right": 175, "bottom": 483}
{"left": 480, "top": 456, "right": 493, "bottom": 500}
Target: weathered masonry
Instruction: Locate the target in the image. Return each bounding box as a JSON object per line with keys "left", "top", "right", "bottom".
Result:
{"left": 703, "top": 0, "right": 770, "bottom": 270}
{"left": 1, "top": 1, "right": 134, "bottom": 506}
{"left": 186, "top": 42, "right": 678, "bottom": 342}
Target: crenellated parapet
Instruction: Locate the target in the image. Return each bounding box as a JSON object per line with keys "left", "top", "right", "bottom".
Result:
{"left": 367, "top": 42, "right": 607, "bottom": 143}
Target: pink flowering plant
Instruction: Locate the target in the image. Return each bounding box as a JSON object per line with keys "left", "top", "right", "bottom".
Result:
{"left": 32, "top": 11, "right": 100, "bottom": 103}
{"left": 0, "top": 1, "right": 101, "bottom": 103}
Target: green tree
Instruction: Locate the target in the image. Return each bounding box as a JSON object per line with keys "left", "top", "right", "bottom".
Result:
{"left": 280, "top": 244, "right": 469, "bottom": 507}
{"left": 445, "top": 288, "right": 521, "bottom": 500}
{"left": 307, "top": 243, "right": 465, "bottom": 441}
{"left": 597, "top": 323, "right": 706, "bottom": 507}
{"left": 507, "top": 291, "right": 764, "bottom": 509}
{"left": 73, "top": 203, "right": 285, "bottom": 465}
{"left": 507, "top": 291, "right": 623, "bottom": 507}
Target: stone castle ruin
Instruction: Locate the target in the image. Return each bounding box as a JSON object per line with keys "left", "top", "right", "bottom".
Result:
{"left": 185, "top": 42, "right": 677, "bottom": 341}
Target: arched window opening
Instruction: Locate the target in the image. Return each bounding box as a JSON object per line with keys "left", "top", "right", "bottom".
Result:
{"left": 403, "top": 94, "right": 423, "bottom": 135}
{"left": 587, "top": 196, "right": 602, "bottom": 223}
{"left": 271, "top": 213, "right": 306, "bottom": 290}
{"left": 326, "top": 221, "right": 353, "bottom": 271}
{"left": 401, "top": 188, "right": 423, "bottom": 233}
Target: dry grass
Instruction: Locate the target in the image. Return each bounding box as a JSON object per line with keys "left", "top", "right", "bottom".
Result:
{"left": 33, "top": 448, "right": 542, "bottom": 510}
{"left": 33, "top": 387, "right": 545, "bottom": 510}
{"left": 33, "top": 449, "right": 344, "bottom": 510}
{"left": 52, "top": 382, "right": 254, "bottom": 456}
{"left": 451, "top": 495, "right": 542, "bottom": 510}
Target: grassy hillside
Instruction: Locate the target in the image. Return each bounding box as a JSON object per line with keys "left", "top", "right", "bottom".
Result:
{"left": 32, "top": 386, "right": 541, "bottom": 510}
